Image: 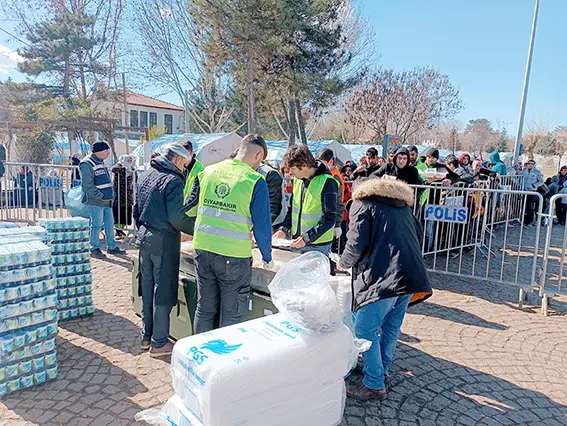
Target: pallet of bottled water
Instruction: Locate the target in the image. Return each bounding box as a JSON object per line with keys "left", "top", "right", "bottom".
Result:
{"left": 0, "top": 239, "right": 59, "bottom": 397}
{"left": 39, "top": 218, "right": 95, "bottom": 321}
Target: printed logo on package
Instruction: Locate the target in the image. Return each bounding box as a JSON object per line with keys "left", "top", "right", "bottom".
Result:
{"left": 201, "top": 339, "right": 242, "bottom": 355}
{"left": 187, "top": 339, "right": 242, "bottom": 366}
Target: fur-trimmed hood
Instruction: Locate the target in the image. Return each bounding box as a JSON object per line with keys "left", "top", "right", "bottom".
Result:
{"left": 352, "top": 177, "right": 414, "bottom": 207}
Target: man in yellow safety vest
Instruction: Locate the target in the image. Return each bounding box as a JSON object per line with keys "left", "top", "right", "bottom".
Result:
{"left": 181, "top": 138, "right": 205, "bottom": 234}
{"left": 185, "top": 134, "right": 273, "bottom": 333}
{"left": 273, "top": 145, "right": 338, "bottom": 257}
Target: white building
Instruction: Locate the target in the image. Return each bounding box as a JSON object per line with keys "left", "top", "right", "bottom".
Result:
{"left": 116, "top": 91, "right": 185, "bottom": 139}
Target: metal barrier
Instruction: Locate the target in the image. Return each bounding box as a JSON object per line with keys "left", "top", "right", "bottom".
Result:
{"left": 538, "top": 193, "right": 567, "bottom": 315}
{"left": 0, "top": 162, "right": 138, "bottom": 237}
{"left": 410, "top": 183, "right": 544, "bottom": 304}
{"left": 0, "top": 162, "right": 80, "bottom": 223}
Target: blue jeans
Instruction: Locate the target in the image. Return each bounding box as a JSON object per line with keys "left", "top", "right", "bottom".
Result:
{"left": 87, "top": 205, "right": 117, "bottom": 250}
{"left": 140, "top": 251, "right": 173, "bottom": 348}
{"left": 354, "top": 294, "right": 411, "bottom": 390}
{"left": 292, "top": 243, "right": 332, "bottom": 257}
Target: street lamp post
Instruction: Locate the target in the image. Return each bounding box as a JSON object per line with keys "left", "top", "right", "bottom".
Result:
{"left": 513, "top": 0, "right": 540, "bottom": 165}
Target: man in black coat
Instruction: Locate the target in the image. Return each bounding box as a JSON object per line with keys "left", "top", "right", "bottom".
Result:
{"left": 133, "top": 143, "right": 195, "bottom": 356}
{"left": 352, "top": 147, "right": 382, "bottom": 180}
{"left": 371, "top": 147, "right": 423, "bottom": 186}
{"left": 338, "top": 178, "right": 432, "bottom": 401}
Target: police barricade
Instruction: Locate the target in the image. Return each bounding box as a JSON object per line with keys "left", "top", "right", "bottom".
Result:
{"left": 410, "top": 183, "right": 543, "bottom": 305}
{"left": 0, "top": 162, "right": 81, "bottom": 223}
{"left": 486, "top": 175, "right": 525, "bottom": 226}
{"left": 37, "top": 164, "right": 81, "bottom": 219}
{"left": 538, "top": 193, "right": 567, "bottom": 315}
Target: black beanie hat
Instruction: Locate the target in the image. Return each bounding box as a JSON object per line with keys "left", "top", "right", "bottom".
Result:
{"left": 425, "top": 148, "right": 439, "bottom": 159}
{"left": 92, "top": 141, "right": 110, "bottom": 153}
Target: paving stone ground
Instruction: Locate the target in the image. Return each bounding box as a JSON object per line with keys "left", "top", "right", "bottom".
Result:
{"left": 1, "top": 244, "right": 567, "bottom": 425}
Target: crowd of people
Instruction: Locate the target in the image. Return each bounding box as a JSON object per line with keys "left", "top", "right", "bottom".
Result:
{"left": 68, "top": 136, "right": 567, "bottom": 402}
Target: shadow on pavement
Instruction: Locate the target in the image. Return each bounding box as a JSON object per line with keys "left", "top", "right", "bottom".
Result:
{"left": 0, "top": 337, "right": 148, "bottom": 425}
{"left": 411, "top": 301, "right": 508, "bottom": 330}
{"left": 60, "top": 308, "right": 146, "bottom": 357}
{"left": 345, "top": 342, "right": 567, "bottom": 425}
{"left": 428, "top": 271, "right": 567, "bottom": 314}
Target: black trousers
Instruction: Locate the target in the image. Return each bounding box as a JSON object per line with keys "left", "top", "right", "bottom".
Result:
{"left": 193, "top": 250, "right": 252, "bottom": 334}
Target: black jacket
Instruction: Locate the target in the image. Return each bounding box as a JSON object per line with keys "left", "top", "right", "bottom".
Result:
{"left": 133, "top": 156, "right": 194, "bottom": 306}
{"left": 446, "top": 165, "right": 474, "bottom": 185}
{"left": 352, "top": 164, "right": 381, "bottom": 180}
{"left": 371, "top": 148, "right": 422, "bottom": 185}
{"left": 339, "top": 178, "right": 432, "bottom": 311}
{"left": 280, "top": 161, "right": 338, "bottom": 245}
{"left": 259, "top": 164, "right": 284, "bottom": 224}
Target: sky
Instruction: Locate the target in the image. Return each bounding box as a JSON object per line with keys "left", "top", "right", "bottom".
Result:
{"left": 0, "top": 0, "right": 565, "bottom": 133}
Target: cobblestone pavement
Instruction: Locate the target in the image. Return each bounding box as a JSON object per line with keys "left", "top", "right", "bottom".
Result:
{"left": 1, "top": 247, "right": 567, "bottom": 425}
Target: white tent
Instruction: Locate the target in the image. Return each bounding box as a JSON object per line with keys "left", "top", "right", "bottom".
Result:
{"left": 265, "top": 140, "right": 353, "bottom": 164}
{"left": 131, "top": 132, "right": 241, "bottom": 166}
{"left": 112, "top": 139, "right": 141, "bottom": 159}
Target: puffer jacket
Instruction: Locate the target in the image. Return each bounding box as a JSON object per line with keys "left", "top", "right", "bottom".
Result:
{"left": 339, "top": 178, "right": 432, "bottom": 311}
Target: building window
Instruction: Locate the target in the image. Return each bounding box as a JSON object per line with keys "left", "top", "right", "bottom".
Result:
{"left": 149, "top": 112, "right": 157, "bottom": 128}
{"left": 164, "top": 114, "right": 173, "bottom": 134}
{"left": 140, "top": 111, "right": 148, "bottom": 128}
{"left": 130, "top": 110, "right": 139, "bottom": 127}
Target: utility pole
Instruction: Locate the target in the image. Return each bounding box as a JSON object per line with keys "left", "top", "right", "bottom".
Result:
{"left": 513, "top": 0, "right": 540, "bottom": 164}
{"left": 184, "top": 90, "right": 190, "bottom": 134}
{"left": 122, "top": 73, "right": 129, "bottom": 154}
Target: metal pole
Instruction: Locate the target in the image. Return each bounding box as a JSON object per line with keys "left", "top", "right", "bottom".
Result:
{"left": 513, "top": 0, "right": 540, "bottom": 164}
{"left": 123, "top": 73, "right": 129, "bottom": 154}
{"left": 184, "top": 90, "right": 190, "bottom": 133}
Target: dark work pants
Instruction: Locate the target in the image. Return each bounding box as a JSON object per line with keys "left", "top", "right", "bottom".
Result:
{"left": 193, "top": 250, "right": 252, "bottom": 334}
{"left": 139, "top": 249, "right": 173, "bottom": 348}
{"left": 524, "top": 194, "right": 539, "bottom": 225}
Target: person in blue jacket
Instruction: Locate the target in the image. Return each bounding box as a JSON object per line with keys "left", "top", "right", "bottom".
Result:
{"left": 489, "top": 152, "right": 507, "bottom": 176}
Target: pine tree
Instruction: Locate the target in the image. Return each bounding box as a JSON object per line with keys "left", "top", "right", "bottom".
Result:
{"left": 18, "top": 11, "right": 104, "bottom": 99}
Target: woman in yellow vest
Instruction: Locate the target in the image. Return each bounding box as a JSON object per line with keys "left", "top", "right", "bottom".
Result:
{"left": 273, "top": 145, "right": 338, "bottom": 257}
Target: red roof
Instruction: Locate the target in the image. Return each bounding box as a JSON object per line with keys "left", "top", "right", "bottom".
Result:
{"left": 125, "top": 91, "right": 184, "bottom": 111}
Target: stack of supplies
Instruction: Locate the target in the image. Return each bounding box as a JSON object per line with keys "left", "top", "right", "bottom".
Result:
{"left": 39, "top": 218, "right": 94, "bottom": 321}
{"left": 0, "top": 239, "right": 58, "bottom": 396}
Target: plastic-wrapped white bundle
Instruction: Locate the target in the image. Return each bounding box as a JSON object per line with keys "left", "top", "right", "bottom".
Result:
{"left": 268, "top": 252, "right": 342, "bottom": 333}
{"left": 167, "top": 313, "right": 356, "bottom": 426}
{"left": 329, "top": 275, "right": 354, "bottom": 331}
{"left": 0, "top": 226, "right": 47, "bottom": 239}
{"left": 137, "top": 383, "right": 345, "bottom": 426}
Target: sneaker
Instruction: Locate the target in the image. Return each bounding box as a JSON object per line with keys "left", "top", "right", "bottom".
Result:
{"left": 141, "top": 338, "right": 151, "bottom": 351}
{"left": 347, "top": 381, "right": 387, "bottom": 401}
{"left": 90, "top": 249, "right": 107, "bottom": 259}
{"left": 107, "top": 246, "right": 126, "bottom": 255}
{"left": 149, "top": 341, "right": 174, "bottom": 357}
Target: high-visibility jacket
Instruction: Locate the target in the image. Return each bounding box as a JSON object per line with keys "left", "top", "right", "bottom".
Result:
{"left": 193, "top": 159, "right": 262, "bottom": 258}
{"left": 183, "top": 158, "right": 205, "bottom": 217}
{"left": 291, "top": 175, "right": 334, "bottom": 245}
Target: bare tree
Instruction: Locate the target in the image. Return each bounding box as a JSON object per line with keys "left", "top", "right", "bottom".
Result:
{"left": 522, "top": 116, "right": 553, "bottom": 159}
{"left": 346, "top": 67, "right": 463, "bottom": 142}
{"left": 128, "top": 0, "right": 236, "bottom": 133}
{"left": 462, "top": 118, "right": 498, "bottom": 157}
